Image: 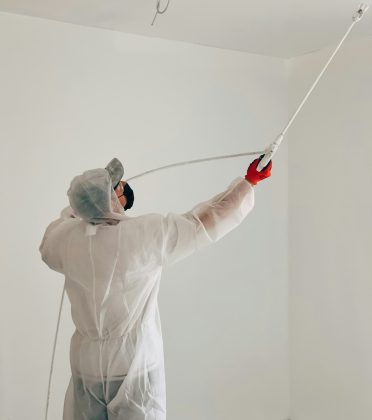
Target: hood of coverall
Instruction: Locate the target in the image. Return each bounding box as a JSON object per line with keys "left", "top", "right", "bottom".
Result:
{"left": 67, "top": 168, "right": 128, "bottom": 224}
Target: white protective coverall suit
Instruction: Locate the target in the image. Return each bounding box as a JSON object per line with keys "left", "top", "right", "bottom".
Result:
{"left": 40, "top": 167, "right": 254, "bottom": 420}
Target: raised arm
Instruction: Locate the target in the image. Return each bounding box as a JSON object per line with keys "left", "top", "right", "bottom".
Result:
{"left": 161, "top": 157, "right": 272, "bottom": 266}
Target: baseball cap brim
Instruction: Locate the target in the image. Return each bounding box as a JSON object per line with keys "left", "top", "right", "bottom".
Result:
{"left": 105, "top": 158, "right": 124, "bottom": 189}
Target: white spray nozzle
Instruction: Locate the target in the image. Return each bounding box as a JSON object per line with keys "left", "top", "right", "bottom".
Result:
{"left": 353, "top": 3, "right": 369, "bottom": 21}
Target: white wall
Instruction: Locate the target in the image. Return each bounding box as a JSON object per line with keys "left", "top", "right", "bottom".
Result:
{"left": 0, "top": 12, "right": 289, "bottom": 420}
{"left": 289, "top": 37, "right": 372, "bottom": 420}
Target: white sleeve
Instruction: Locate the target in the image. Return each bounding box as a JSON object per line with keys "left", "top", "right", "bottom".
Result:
{"left": 39, "top": 206, "right": 76, "bottom": 274}
{"left": 162, "top": 177, "right": 254, "bottom": 266}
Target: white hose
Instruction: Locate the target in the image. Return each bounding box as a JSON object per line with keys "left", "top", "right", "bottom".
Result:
{"left": 126, "top": 150, "right": 264, "bottom": 182}
{"left": 44, "top": 284, "right": 66, "bottom": 420}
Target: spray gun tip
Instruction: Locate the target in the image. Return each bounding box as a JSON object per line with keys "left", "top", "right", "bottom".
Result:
{"left": 353, "top": 3, "right": 369, "bottom": 21}
{"left": 360, "top": 3, "right": 370, "bottom": 12}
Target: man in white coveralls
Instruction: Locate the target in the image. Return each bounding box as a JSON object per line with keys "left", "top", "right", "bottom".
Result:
{"left": 40, "top": 156, "right": 272, "bottom": 420}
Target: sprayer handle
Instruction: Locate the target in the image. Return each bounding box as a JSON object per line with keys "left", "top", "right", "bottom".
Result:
{"left": 256, "top": 133, "right": 284, "bottom": 171}
{"left": 257, "top": 151, "right": 274, "bottom": 172}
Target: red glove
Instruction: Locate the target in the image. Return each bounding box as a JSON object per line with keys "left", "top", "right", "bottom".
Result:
{"left": 245, "top": 156, "right": 272, "bottom": 185}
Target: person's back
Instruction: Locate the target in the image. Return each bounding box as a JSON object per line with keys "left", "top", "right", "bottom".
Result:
{"left": 40, "top": 157, "right": 271, "bottom": 419}
{"left": 57, "top": 213, "right": 168, "bottom": 419}
{"left": 64, "top": 214, "right": 164, "bottom": 338}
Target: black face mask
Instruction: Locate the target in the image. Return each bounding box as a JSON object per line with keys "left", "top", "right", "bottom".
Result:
{"left": 123, "top": 182, "right": 134, "bottom": 211}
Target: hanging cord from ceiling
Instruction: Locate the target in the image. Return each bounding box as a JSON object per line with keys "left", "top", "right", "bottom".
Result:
{"left": 151, "top": 0, "right": 171, "bottom": 26}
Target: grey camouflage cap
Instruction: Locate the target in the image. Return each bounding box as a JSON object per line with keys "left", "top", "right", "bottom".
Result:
{"left": 105, "top": 158, "right": 124, "bottom": 189}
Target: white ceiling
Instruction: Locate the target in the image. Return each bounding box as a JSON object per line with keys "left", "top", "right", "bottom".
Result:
{"left": 0, "top": 0, "right": 371, "bottom": 58}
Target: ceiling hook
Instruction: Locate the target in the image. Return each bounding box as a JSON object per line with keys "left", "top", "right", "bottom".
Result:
{"left": 151, "top": 0, "right": 171, "bottom": 26}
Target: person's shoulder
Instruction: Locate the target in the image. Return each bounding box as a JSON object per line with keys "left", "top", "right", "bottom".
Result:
{"left": 118, "top": 213, "right": 165, "bottom": 249}
{"left": 118, "top": 213, "right": 164, "bottom": 233}
{"left": 125, "top": 213, "right": 163, "bottom": 223}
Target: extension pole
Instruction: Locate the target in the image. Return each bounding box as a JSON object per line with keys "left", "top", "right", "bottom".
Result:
{"left": 257, "top": 4, "right": 369, "bottom": 171}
